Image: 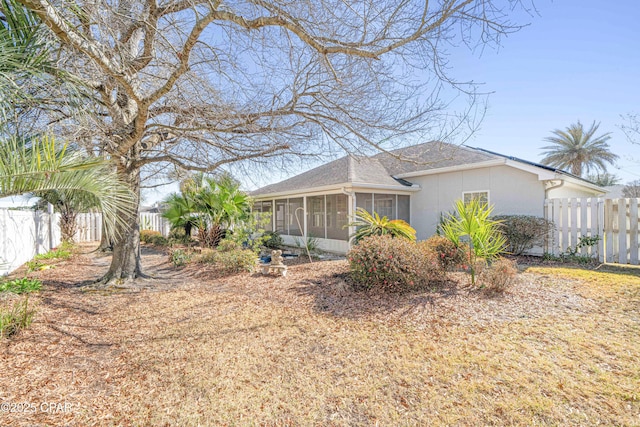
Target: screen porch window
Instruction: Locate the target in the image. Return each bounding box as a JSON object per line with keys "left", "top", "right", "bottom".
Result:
{"left": 273, "top": 198, "right": 303, "bottom": 236}
{"left": 355, "top": 192, "right": 410, "bottom": 223}
{"left": 253, "top": 201, "right": 273, "bottom": 232}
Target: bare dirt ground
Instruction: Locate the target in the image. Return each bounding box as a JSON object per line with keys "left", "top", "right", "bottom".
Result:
{"left": 1, "top": 244, "right": 638, "bottom": 426}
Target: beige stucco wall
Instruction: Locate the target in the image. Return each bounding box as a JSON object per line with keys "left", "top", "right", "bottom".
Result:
{"left": 409, "top": 165, "right": 547, "bottom": 240}
{"left": 546, "top": 181, "right": 601, "bottom": 199}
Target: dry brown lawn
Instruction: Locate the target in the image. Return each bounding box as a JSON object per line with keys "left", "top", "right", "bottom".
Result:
{"left": 1, "top": 244, "right": 639, "bottom": 426}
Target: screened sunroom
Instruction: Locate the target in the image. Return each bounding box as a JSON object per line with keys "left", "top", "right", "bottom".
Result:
{"left": 253, "top": 189, "right": 414, "bottom": 254}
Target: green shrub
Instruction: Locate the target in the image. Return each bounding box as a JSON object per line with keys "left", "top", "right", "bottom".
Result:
{"left": 26, "top": 246, "right": 74, "bottom": 272}
{"left": 0, "top": 277, "right": 42, "bottom": 294}
{"left": 420, "top": 235, "right": 465, "bottom": 271}
{"left": 33, "top": 247, "right": 72, "bottom": 261}
{"left": 0, "top": 296, "right": 35, "bottom": 338}
{"left": 169, "top": 248, "right": 192, "bottom": 267}
{"left": 494, "top": 215, "right": 555, "bottom": 255}
{"left": 149, "top": 235, "right": 169, "bottom": 246}
{"left": 347, "top": 235, "right": 444, "bottom": 292}
{"left": 263, "top": 231, "right": 284, "bottom": 249}
{"left": 196, "top": 247, "right": 257, "bottom": 274}
{"left": 168, "top": 228, "right": 194, "bottom": 245}
{"left": 140, "top": 230, "right": 162, "bottom": 243}
{"left": 217, "top": 239, "right": 243, "bottom": 252}
{"left": 479, "top": 257, "right": 518, "bottom": 293}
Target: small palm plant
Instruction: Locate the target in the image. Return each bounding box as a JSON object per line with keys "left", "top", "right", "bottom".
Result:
{"left": 440, "top": 199, "right": 507, "bottom": 284}
{"left": 347, "top": 207, "right": 416, "bottom": 242}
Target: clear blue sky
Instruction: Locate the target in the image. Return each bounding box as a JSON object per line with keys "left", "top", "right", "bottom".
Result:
{"left": 452, "top": 0, "right": 640, "bottom": 183}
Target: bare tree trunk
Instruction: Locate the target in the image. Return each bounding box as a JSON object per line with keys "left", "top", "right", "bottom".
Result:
{"left": 97, "top": 228, "right": 113, "bottom": 252}
{"left": 100, "top": 164, "right": 142, "bottom": 283}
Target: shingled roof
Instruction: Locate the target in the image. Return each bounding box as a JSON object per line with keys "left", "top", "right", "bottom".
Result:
{"left": 250, "top": 141, "right": 597, "bottom": 197}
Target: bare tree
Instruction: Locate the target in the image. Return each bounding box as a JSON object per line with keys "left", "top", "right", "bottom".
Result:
{"left": 17, "top": 0, "right": 530, "bottom": 284}
{"left": 622, "top": 180, "right": 640, "bottom": 198}
{"left": 621, "top": 113, "right": 639, "bottom": 145}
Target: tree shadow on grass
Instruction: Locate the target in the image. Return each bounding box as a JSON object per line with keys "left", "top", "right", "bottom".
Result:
{"left": 293, "top": 271, "right": 465, "bottom": 320}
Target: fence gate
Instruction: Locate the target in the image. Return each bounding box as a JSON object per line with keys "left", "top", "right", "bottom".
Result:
{"left": 544, "top": 198, "right": 640, "bottom": 265}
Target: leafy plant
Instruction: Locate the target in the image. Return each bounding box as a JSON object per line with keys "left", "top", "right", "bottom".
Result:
{"left": 565, "top": 235, "right": 600, "bottom": 256}
{"left": 169, "top": 248, "right": 192, "bottom": 267}
{"left": 263, "top": 231, "right": 284, "bottom": 249}
{"left": 440, "top": 199, "right": 507, "bottom": 284}
{"left": 26, "top": 245, "right": 74, "bottom": 272}
{"left": 294, "top": 235, "right": 320, "bottom": 253}
{"left": 0, "top": 277, "right": 41, "bottom": 294}
{"left": 347, "top": 207, "right": 416, "bottom": 242}
{"left": 226, "top": 211, "right": 272, "bottom": 252}
{"left": 33, "top": 247, "right": 72, "bottom": 261}
{"left": 0, "top": 296, "right": 35, "bottom": 338}
{"left": 347, "top": 235, "right": 444, "bottom": 292}
{"left": 494, "top": 215, "right": 555, "bottom": 256}
{"left": 163, "top": 173, "right": 252, "bottom": 248}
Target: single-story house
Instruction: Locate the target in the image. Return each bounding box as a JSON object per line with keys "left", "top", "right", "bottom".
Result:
{"left": 251, "top": 141, "right": 605, "bottom": 254}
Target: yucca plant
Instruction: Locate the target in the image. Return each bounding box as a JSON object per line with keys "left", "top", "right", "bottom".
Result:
{"left": 440, "top": 199, "right": 507, "bottom": 284}
{"left": 347, "top": 207, "right": 416, "bottom": 242}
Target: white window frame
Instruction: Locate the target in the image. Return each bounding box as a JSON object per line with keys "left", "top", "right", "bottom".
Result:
{"left": 462, "top": 190, "right": 490, "bottom": 205}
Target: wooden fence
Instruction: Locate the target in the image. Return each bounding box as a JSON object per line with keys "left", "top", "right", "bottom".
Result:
{"left": 544, "top": 198, "right": 640, "bottom": 264}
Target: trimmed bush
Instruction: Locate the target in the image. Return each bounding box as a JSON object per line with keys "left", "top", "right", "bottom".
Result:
{"left": 217, "top": 239, "right": 243, "bottom": 252}
{"left": 196, "top": 247, "right": 257, "bottom": 274}
{"left": 347, "top": 235, "right": 444, "bottom": 292}
{"left": 140, "top": 230, "right": 162, "bottom": 243}
{"left": 479, "top": 257, "right": 518, "bottom": 293}
{"left": 494, "top": 215, "right": 554, "bottom": 256}
{"left": 141, "top": 230, "right": 169, "bottom": 246}
{"left": 420, "top": 235, "right": 465, "bottom": 271}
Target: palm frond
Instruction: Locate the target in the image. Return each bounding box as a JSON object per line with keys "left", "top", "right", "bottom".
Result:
{"left": 0, "top": 135, "right": 135, "bottom": 241}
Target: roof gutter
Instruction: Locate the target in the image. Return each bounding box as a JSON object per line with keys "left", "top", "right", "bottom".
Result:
{"left": 394, "top": 159, "right": 505, "bottom": 179}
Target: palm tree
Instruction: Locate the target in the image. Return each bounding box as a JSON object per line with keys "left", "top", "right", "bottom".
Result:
{"left": 0, "top": 135, "right": 135, "bottom": 241}
{"left": 347, "top": 207, "right": 416, "bottom": 242}
{"left": 163, "top": 174, "right": 252, "bottom": 248}
{"left": 540, "top": 121, "right": 619, "bottom": 177}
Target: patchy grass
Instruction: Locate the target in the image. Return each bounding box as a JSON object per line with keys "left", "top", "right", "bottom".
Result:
{"left": 1, "top": 251, "right": 639, "bottom": 426}
{"left": 0, "top": 296, "right": 35, "bottom": 338}
{"left": 0, "top": 277, "right": 42, "bottom": 294}
{"left": 25, "top": 244, "right": 75, "bottom": 272}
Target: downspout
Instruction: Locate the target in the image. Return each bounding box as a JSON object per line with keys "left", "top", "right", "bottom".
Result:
{"left": 544, "top": 179, "right": 565, "bottom": 198}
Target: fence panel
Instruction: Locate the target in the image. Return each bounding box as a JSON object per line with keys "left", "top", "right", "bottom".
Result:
{"left": 1, "top": 210, "right": 169, "bottom": 275}
{"left": 545, "top": 198, "right": 640, "bottom": 264}
{"left": 0, "top": 209, "right": 61, "bottom": 275}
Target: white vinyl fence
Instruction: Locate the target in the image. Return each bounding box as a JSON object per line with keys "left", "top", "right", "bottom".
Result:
{"left": 544, "top": 198, "right": 640, "bottom": 265}
{"left": 0, "top": 209, "right": 61, "bottom": 275}
{"left": 0, "top": 209, "right": 169, "bottom": 275}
